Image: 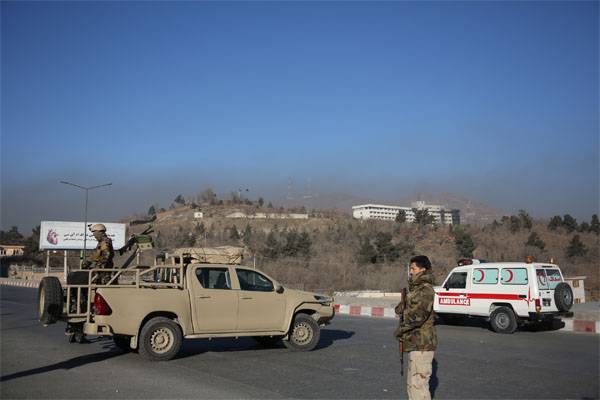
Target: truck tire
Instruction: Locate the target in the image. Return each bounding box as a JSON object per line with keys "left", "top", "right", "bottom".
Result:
{"left": 38, "top": 277, "right": 63, "bottom": 325}
{"left": 490, "top": 306, "right": 517, "bottom": 334}
{"left": 253, "top": 335, "right": 283, "bottom": 347}
{"left": 554, "top": 283, "right": 574, "bottom": 311}
{"left": 139, "top": 317, "right": 182, "bottom": 361}
{"left": 113, "top": 335, "right": 133, "bottom": 352}
{"left": 283, "top": 313, "right": 320, "bottom": 351}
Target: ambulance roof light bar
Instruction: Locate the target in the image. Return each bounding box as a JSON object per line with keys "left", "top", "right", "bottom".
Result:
{"left": 457, "top": 258, "right": 488, "bottom": 266}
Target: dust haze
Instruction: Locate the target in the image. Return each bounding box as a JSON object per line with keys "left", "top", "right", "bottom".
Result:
{"left": 2, "top": 162, "right": 598, "bottom": 232}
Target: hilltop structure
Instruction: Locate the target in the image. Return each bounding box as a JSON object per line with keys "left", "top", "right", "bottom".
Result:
{"left": 352, "top": 201, "right": 460, "bottom": 225}
{"left": 0, "top": 244, "right": 25, "bottom": 257}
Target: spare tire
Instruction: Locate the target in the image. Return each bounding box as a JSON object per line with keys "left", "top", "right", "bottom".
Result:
{"left": 38, "top": 277, "right": 64, "bottom": 325}
{"left": 554, "top": 282, "right": 573, "bottom": 311}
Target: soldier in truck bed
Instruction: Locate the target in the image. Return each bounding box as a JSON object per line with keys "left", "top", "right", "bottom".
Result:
{"left": 87, "top": 223, "right": 114, "bottom": 284}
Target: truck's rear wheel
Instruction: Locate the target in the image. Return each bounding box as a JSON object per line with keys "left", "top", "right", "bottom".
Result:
{"left": 38, "top": 277, "right": 63, "bottom": 325}
{"left": 554, "top": 283, "right": 574, "bottom": 311}
{"left": 490, "top": 306, "right": 517, "bottom": 334}
{"left": 283, "top": 313, "right": 320, "bottom": 351}
{"left": 139, "top": 317, "right": 182, "bottom": 361}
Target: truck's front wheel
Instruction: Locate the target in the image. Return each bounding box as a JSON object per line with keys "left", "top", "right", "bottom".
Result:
{"left": 139, "top": 317, "right": 182, "bottom": 361}
{"left": 283, "top": 313, "right": 320, "bottom": 351}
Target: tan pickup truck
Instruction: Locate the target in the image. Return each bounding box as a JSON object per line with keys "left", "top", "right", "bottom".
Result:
{"left": 37, "top": 253, "right": 335, "bottom": 361}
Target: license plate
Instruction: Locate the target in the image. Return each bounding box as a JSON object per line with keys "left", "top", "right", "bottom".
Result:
{"left": 543, "top": 299, "right": 552, "bottom": 307}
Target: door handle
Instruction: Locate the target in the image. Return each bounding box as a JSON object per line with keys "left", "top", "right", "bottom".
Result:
{"left": 197, "top": 296, "right": 211, "bottom": 299}
{"left": 240, "top": 296, "right": 253, "bottom": 300}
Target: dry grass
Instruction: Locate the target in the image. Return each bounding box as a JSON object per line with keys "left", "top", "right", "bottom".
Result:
{"left": 133, "top": 209, "right": 600, "bottom": 299}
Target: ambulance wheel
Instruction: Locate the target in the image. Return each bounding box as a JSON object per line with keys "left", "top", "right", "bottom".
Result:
{"left": 490, "top": 306, "right": 517, "bottom": 334}
{"left": 554, "top": 283, "right": 573, "bottom": 311}
{"left": 38, "top": 277, "right": 63, "bottom": 325}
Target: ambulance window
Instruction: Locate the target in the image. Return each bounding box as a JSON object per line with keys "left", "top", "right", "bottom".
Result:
{"left": 536, "top": 269, "right": 548, "bottom": 289}
{"left": 500, "top": 268, "right": 528, "bottom": 285}
{"left": 472, "top": 268, "right": 499, "bottom": 284}
{"left": 445, "top": 272, "right": 468, "bottom": 289}
{"left": 545, "top": 269, "right": 562, "bottom": 289}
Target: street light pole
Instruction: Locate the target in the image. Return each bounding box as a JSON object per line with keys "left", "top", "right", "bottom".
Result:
{"left": 60, "top": 181, "right": 112, "bottom": 267}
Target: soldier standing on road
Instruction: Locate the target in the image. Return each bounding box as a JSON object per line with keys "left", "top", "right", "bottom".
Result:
{"left": 87, "top": 223, "right": 114, "bottom": 284}
{"left": 395, "top": 255, "right": 437, "bottom": 400}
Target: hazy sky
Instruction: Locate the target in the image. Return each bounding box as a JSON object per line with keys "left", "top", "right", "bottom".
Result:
{"left": 2, "top": 1, "right": 598, "bottom": 232}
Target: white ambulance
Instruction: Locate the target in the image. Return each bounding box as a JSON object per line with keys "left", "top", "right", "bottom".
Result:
{"left": 434, "top": 259, "right": 574, "bottom": 333}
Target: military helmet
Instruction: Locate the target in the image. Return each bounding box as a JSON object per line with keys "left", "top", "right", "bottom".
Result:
{"left": 89, "top": 223, "right": 107, "bottom": 232}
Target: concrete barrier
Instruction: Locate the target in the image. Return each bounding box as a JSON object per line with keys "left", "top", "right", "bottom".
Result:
{"left": 1, "top": 278, "right": 596, "bottom": 334}
{"left": 334, "top": 302, "right": 600, "bottom": 335}
{"left": 0, "top": 278, "right": 41, "bottom": 289}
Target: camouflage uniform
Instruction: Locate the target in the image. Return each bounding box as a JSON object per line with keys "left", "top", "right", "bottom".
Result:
{"left": 395, "top": 270, "right": 437, "bottom": 400}
{"left": 89, "top": 234, "right": 114, "bottom": 284}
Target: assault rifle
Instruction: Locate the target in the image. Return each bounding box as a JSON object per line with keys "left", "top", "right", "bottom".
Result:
{"left": 395, "top": 287, "right": 408, "bottom": 376}
{"left": 118, "top": 225, "right": 154, "bottom": 269}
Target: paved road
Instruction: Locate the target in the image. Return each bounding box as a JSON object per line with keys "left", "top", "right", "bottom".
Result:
{"left": 1, "top": 286, "right": 598, "bottom": 399}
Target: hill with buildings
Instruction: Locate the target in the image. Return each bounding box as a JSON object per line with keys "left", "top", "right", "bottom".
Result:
{"left": 2, "top": 190, "right": 598, "bottom": 301}
{"left": 115, "top": 194, "right": 599, "bottom": 301}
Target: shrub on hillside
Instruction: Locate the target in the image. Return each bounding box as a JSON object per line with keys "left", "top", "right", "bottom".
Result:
{"left": 566, "top": 235, "right": 587, "bottom": 258}
{"left": 525, "top": 231, "right": 545, "bottom": 251}
{"left": 562, "top": 214, "right": 578, "bottom": 233}
{"left": 452, "top": 227, "right": 476, "bottom": 258}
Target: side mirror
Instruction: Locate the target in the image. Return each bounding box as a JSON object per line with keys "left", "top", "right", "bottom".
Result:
{"left": 444, "top": 283, "right": 450, "bottom": 291}
{"left": 276, "top": 285, "right": 284, "bottom": 294}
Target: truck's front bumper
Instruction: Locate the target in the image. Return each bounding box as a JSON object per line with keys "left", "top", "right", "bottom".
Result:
{"left": 315, "top": 303, "right": 335, "bottom": 325}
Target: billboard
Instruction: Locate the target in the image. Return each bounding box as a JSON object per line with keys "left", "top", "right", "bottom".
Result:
{"left": 39, "top": 221, "right": 127, "bottom": 250}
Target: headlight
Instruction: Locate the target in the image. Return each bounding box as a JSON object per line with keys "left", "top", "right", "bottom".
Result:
{"left": 314, "top": 295, "right": 332, "bottom": 303}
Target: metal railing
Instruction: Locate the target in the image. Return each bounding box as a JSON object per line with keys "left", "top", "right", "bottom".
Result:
{"left": 64, "top": 264, "right": 186, "bottom": 322}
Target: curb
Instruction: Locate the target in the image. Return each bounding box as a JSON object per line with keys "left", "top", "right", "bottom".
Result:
{"left": 0, "top": 278, "right": 40, "bottom": 289}
{"left": 1, "top": 280, "right": 597, "bottom": 334}
{"left": 334, "top": 303, "right": 600, "bottom": 335}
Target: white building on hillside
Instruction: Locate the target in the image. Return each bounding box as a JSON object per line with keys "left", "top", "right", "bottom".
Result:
{"left": 352, "top": 201, "right": 460, "bottom": 225}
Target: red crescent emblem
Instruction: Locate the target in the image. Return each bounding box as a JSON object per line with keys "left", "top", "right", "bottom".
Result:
{"left": 537, "top": 271, "right": 546, "bottom": 285}
{"left": 476, "top": 270, "right": 485, "bottom": 282}
{"left": 506, "top": 269, "right": 514, "bottom": 283}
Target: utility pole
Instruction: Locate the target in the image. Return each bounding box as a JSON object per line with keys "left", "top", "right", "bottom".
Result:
{"left": 60, "top": 181, "right": 112, "bottom": 267}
